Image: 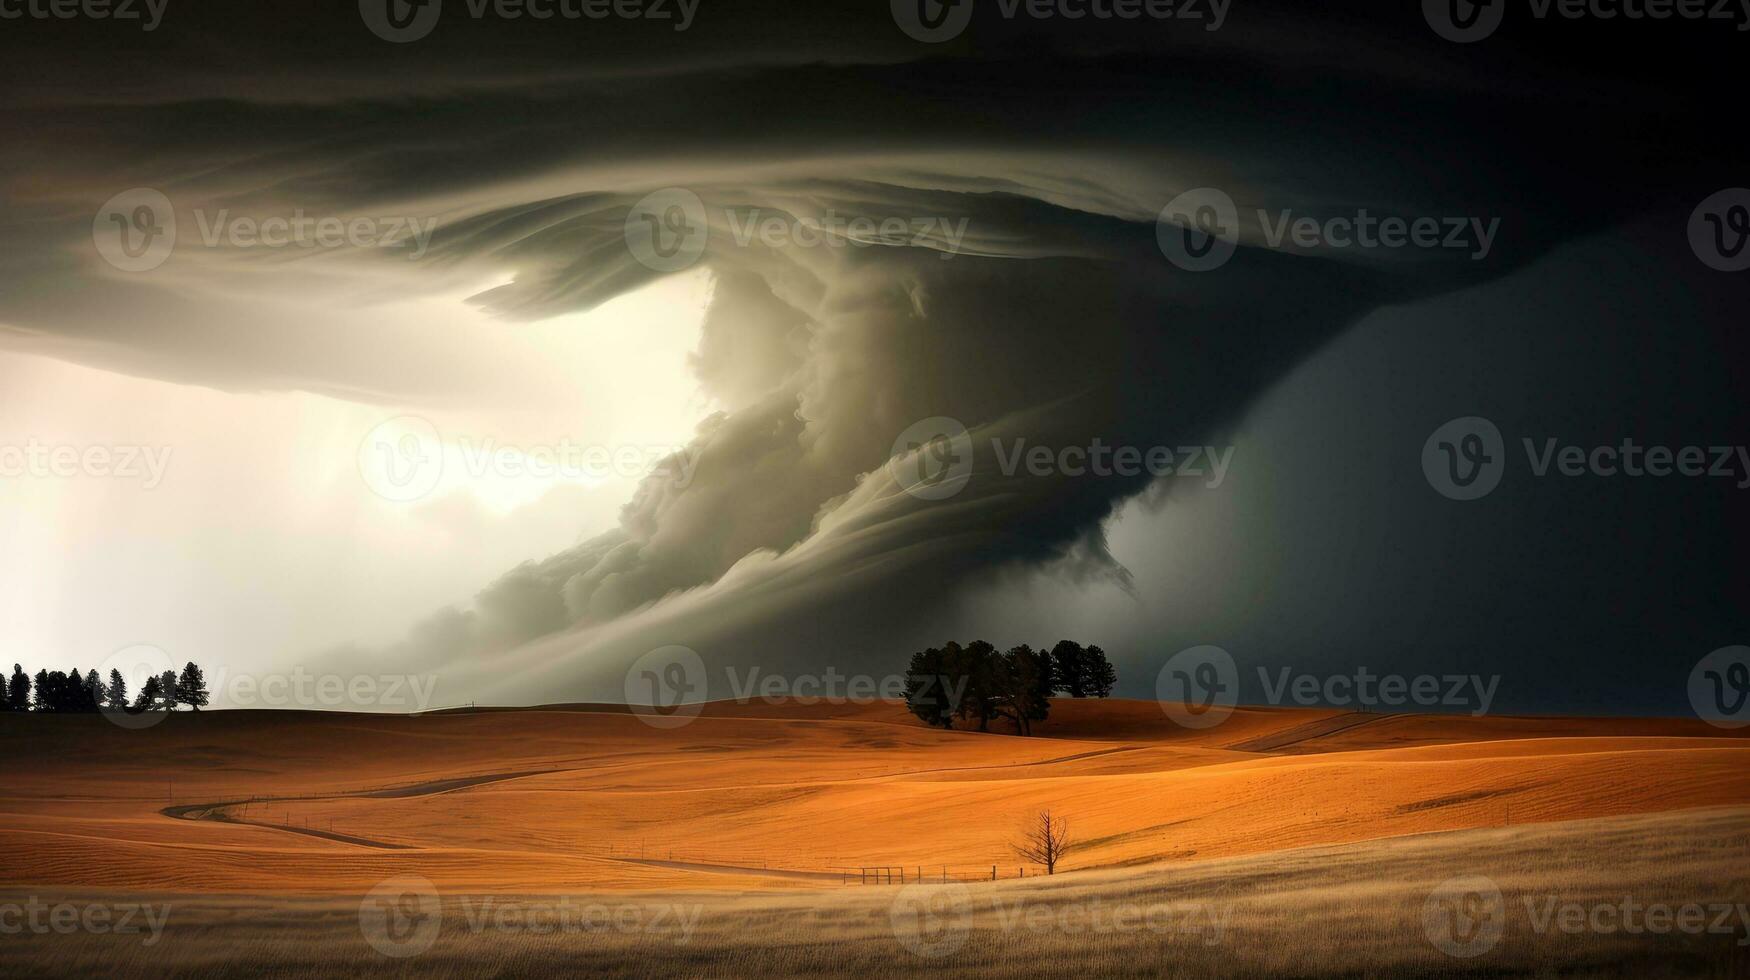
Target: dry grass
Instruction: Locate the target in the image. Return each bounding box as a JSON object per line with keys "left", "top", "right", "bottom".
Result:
{"left": 2, "top": 806, "right": 1746, "bottom": 978}
{"left": 3, "top": 700, "right": 1748, "bottom": 976}
{"left": 3, "top": 701, "right": 1747, "bottom": 893}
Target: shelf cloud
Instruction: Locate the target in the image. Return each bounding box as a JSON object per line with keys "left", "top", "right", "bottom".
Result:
{"left": 0, "top": 0, "right": 1738, "bottom": 704}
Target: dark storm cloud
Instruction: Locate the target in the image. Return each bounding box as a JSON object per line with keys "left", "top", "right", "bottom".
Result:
{"left": 0, "top": 0, "right": 1739, "bottom": 702}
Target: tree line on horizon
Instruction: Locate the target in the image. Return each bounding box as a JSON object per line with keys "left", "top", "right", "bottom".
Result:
{"left": 903, "top": 640, "right": 1115, "bottom": 735}
{"left": 5, "top": 662, "right": 210, "bottom": 714}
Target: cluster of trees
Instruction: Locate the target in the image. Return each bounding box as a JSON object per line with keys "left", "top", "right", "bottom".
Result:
{"left": 5, "top": 662, "right": 210, "bottom": 714}
{"left": 904, "top": 640, "right": 1115, "bottom": 735}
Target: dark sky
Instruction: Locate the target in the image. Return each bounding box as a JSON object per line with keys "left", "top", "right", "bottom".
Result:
{"left": 0, "top": 0, "right": 1743, "bottom": 715}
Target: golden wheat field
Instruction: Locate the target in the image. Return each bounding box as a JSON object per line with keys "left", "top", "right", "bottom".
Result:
{"left": 3, "top": 699, "right": 1748, "bottom": 976}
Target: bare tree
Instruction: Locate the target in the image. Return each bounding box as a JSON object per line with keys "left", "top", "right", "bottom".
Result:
{"left": 1013, "top": 809, "right": 1072, "bottom": 875}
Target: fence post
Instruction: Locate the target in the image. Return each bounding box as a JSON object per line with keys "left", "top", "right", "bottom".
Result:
{"left": 991, "top": 866, "right": 996, "bottom": 881}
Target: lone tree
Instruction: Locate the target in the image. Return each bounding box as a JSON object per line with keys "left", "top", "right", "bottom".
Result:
{"left": 7, "top": 664, "right": 28, "bottom": 712}
{"left": 177, "top": 663, "right": 210, "bottom": 710}
{"left": 1013, "top": 809, "right": 1073, "bottom": 875}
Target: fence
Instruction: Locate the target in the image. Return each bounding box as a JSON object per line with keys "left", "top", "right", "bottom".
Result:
{"left": 834, "top": 866, "right": 1044, "bottom": 884}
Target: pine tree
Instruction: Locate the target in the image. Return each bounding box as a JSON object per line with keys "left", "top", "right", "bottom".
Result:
{"left": 105, "top": 669, "right": 128, "bottom": 711}
{"left": 6, "top": 664, "right": 28, "bottom": 712}
{"left": 177, "top": 662, "right": 209, "bottom": 710}
{"left": 136, "top": 675, "right": 163, "bottom": 711}
{"left": 158, "top": 670, "right": 180, "bottom": 711}
{"left": 62, "top": 667, "right": 92, "bottom": 712}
